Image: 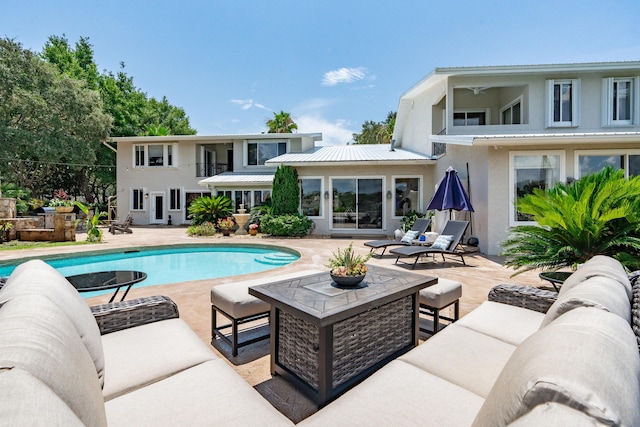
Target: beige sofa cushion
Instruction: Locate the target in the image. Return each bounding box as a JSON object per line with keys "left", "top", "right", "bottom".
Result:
{"left": 0, "top": 368, "right": 84, "bottom": 426}
{"left": 298, "top": 360, "right": 484, "bottom": 426}
{"left": 541, "top": 275, "right": 631, "bottom": 328}
{"left": 0, "top": 295, "right": 107, "bottom": 427}
{"left": 105, "top": 359, "right": 294, "bottom": 426}
{"left": 472, "top": 307, "right": 640, "bottom": 427}
{"left": 101, "top": 318, "right": 217, "bottom": 400}
{"left": 455, "top": 301, "right": 544, "bottom": 345}
{"left": 508, "top": 402, "right": 610, "bottom": 426}
{"left": 561, "top": 255, "right": 631, "bottom": 299}
{"left": 0, "top": 260, "right": 105, "bottom": 386}
{"left": 399, "top": 324, "right": 516, "bottom": 398}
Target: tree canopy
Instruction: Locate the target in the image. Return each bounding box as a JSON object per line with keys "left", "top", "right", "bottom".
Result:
{"left": 266, "top": 111, "right": 298, "bottom": 133}
{"left": 0, "top": 35, "right": 197, "bottom": 205}
{"left": 352, "top": 111, "right": 396, "bottom": 144}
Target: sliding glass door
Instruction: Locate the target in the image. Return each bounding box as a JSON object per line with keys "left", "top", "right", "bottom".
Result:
{"left": 331, "top": 178, "right": 382, "bottom": 230}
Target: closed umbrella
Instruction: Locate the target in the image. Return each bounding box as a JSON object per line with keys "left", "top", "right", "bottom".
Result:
{"left": 426, "top": 166, "right": 474, "bottom": 219}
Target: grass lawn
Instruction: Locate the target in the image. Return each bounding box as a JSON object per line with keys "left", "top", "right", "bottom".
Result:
{"left": 0, "top": 240, "right": 94, "bottom": 251}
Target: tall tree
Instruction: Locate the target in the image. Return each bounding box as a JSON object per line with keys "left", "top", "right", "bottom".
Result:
{"left": 266, "top": 110, "right": 298, "bottom": 133}
{"left": 0, "top": 38, "right": 111, "bottom": 199}
{"left": 271, "top": 165, "right": 299, "bottom": 215}
{"left": 353, "top": 111, "right": 396, "bottom": 144}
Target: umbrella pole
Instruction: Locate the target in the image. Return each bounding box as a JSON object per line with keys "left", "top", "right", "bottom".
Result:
{"left": 466, "top": 162, "right": 473, "bottom": 236}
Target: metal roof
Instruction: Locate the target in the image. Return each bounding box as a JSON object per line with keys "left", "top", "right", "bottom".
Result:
{"left": 430, "top": 131, "right": 640, "bottom": 146}
{"left": 198, "top": 172, "right": 275, "bottom": 187}
{"left": 266, "top": 144, "right": 435, "bottom": 166}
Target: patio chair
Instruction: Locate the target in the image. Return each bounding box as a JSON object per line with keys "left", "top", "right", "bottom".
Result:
{"left": 390, "top": 220, "right": 470, "bottom": 269}
{"left": 109, "top": 214, "right": 133, "bottom": 235}
{"left": 364, "top": 218, "right": 431, "bottom": 257}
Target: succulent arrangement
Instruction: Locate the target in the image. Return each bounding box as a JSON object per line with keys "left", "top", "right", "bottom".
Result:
{"left": 326, "top": 243, "right": 372, "bottom": 277}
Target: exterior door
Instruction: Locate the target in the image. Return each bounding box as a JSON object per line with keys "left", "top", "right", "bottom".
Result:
{"left": 331, "top": 178, "right": 383, "bottom": 230}
{"left": 150, "top": 193, "right": 165, "bottom": 224}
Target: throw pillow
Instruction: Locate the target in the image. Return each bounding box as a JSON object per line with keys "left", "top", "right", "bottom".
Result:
{"left": 401, "top": 230, "right": 420, "bottom": 243}
{"left": 431, "top": 235, "right": 453, "bottom": 250}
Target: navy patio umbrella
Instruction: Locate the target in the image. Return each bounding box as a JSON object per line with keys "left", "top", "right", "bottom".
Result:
{"left": 426, "top": 166, "right": 474, "bottom": 218}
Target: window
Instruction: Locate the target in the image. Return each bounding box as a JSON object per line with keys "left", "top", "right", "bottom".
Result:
{"left": 133, "top": 143, "right": 177, "bottom": 167}
{"left": 602, "top": 77, "right": 638, "bottom": 126}
{"left": 500, "top": 97, "right": 522, "bottom": 125}
{"left": 576, "top": 150, "right": 640, "bottom": 178}
{"left": 546, "top": 79, "right": 580, "bottom": 127}
{"left": 453, "top": 111, "right": 486, "bottom": 126}
{"left": 247, "top": 142, "right": 287, "bottom": 165}
{"left": 300, "top": 178, "right": 322, "bottom": 217}
{"left": 393, "top": 177, "right": 420, "bottom": 217}
{"left": 135, "top": 146, "right": 145, "bottom": 167}
{"left": 169, "top": 188, "right": 181, "bottom": 210}
{"left": 132, "top": 188, "right": 145, "bottom": 211}
{"left": 331, "top": 178, "right": 383, "bottom": 230}
{"left": 509, "top": 152, "right": 564, "bottom": 225}
{"left": 148, "top": 145, "right": 164, "bottom": 166}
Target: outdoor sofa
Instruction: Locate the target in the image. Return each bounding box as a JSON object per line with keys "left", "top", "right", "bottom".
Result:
{"left": 0, "top": 256, "right": 639, "bottom": 425}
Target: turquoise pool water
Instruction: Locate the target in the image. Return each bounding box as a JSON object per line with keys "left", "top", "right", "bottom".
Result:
{"left": 0, "top": 245, "right": 299, "bottom": 297}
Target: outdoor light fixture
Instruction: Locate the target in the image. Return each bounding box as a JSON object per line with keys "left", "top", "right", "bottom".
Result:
{"left": 324, "top": 191, "right": 329, "bottom": 199}
{"left": 386, "top": 190, "right": 393, "bottom": 199}
{"left": 144, "top": 193, "right": 149, "bottom": 199}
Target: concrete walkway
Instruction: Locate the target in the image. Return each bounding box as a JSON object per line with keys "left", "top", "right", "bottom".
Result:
{"left": 0, "top": 226, "right": 543, "bottom": 422}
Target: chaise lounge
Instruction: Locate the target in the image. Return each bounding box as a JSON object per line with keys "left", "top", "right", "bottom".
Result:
{"left": 390, "top": 220, "right": 469, "bottom": 268}
{"left": 363, "top": 218, "right": 431, "bottom": 256}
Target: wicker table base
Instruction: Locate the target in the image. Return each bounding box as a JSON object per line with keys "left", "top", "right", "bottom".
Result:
{"left": 249, "top": 266, "right": 436, "bottom": 406}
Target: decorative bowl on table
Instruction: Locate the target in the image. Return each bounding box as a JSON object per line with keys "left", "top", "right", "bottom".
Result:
{"left": 330, "top": 272, "right": 365, "bottom": 287}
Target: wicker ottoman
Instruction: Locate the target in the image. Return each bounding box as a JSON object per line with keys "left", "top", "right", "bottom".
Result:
{"left": 419, "top": 278, "right": 462, "bottom": 335}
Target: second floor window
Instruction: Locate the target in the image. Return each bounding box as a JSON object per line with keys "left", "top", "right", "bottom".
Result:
{"left": 453, "top": 111, "right": 486, "bottom": 126}
{"left": 546, "top": 79, "right": 580, "bottom": 127}
{"left": 247, "top": 142, "right": 287, "bottom": 165}
{"left": 603, "top": 77, "right": 637, "bottom": 126}
{"left": 133, "top": 143, "right": 177, "bottom": 167}
{"left": 500, "top": 97, "right": 522, "bottom": 125}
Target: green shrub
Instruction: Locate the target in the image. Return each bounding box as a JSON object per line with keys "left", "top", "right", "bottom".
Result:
{"left": 260, "top": 213, "right": 313, "bottom": 237}
{"left": 501, "top": 166, "right": 640, "bottom": 274}
{"left": 187, "top": 195, "right": 233, "bottom": 225}
{"left": 187, "top": 222, "right": 217, "bottom": 236}
{"left": 271, "top": 165, "right": 299, "bottom": 215}
{"left": 400, "top": 210, "right": 428, "bottom": 231}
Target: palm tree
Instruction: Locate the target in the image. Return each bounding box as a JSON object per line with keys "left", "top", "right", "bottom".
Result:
{"left": 266, "top": 111, "right": 298, "bottom": 133}
{"left": 501, "top": 167, "right": 640, "bottom": 274}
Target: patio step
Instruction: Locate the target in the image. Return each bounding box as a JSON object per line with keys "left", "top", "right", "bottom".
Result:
{"left": 254, "top": 253, "right": 298, "bottom": 266}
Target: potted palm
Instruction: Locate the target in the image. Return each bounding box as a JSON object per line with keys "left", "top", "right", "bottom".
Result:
{"left": 326, "top": 243, "right": 372, "bottom": 287}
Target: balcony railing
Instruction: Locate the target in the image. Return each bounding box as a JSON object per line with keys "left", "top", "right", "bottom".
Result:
{"left": 196, "top": 163, "right": 229, "bottom": 177}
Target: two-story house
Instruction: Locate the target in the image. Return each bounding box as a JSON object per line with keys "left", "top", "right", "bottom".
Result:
{"left": 110, "top": 133, "right": 322, "bottom": 226}
{"left": 391, "top": 61, "right": 640, "bottom": 254}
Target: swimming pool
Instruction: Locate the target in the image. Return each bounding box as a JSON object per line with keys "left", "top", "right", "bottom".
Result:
{"left": 0, "top": 244, "right": 299, "bottom": 297}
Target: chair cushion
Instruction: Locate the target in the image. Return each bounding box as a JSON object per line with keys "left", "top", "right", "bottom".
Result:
{"left": 211, "top": 284, "right": 270, "bottom": 319}
{"left": 298, "top": 360, "right": 484, "bottom": 427}
{"left": 0, "top": 368, "right": 84, "bottom": 426}
{"left": 456, "top": 301, "right": 544, "bottom": 346}
{"left": 431, "top": 235, "right": 453, "bottom": 250}
{"left": 541, "top": 275, "right": 631, "bottom": 328}
{"left": 105, "top": 359, "right": 294, "bottom": 426}
{"left": 0, "top": 295, "right": 107, "bottom": 427}
{"left": 0, "top": 260, "right": 105, "bottom": 387}
{"left": 419, "top": 278, "right": 462, "bottom": 308}
{"left": 472, "top": 307, "right": 640, "bottom": 427}
{"left": 561, "top": 255, "right": 631, "bottom": 299}
{"left": 399, "top": 324, "right": 516, "bottom": 398}
{"left": 401, "top": 230, "right": 420, "bottom": 243}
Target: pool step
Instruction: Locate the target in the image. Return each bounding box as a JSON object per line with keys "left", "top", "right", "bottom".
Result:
{"left": 254, "top": 253, "right": 298, "bottom": 266}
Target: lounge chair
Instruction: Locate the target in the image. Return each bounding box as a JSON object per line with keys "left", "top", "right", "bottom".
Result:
{"left": 364, "top": 218, "right": 431, "bottom": 257}
{"left": 109, "top": 214, "right": 133, "bottom": 234}
{"left": 390, "top": 220, "right": 470, "bottom": 269}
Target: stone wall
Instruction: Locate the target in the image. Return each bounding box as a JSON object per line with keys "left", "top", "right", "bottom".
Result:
{"left": 0, "top": 198, "right": 16, "bottom": 219}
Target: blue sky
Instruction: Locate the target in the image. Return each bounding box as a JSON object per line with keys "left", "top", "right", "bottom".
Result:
{"left": 3, "top": 0, "right": 640, "bottom": 144}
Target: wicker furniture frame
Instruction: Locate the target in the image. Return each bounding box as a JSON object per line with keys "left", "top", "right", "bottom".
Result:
{"left": 249, "top": 266, "right": 436, "bottom": 406}
{"left": 91, "top": 295, "right": 179, "bottom": 335}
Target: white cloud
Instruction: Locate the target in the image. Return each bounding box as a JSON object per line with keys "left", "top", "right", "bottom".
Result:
{"left": 295, "top": 114, "right": 356, "bottom": 145}
{"left": 322, "top": 67, "right": 367, "bottom": 87}
{"left": 230, "top": 98, "right": 271, "bottom": 111}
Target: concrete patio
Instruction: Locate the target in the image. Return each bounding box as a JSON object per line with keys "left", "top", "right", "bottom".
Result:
{"left": 0, "top": 226, "right": 544, "bottom": 423}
